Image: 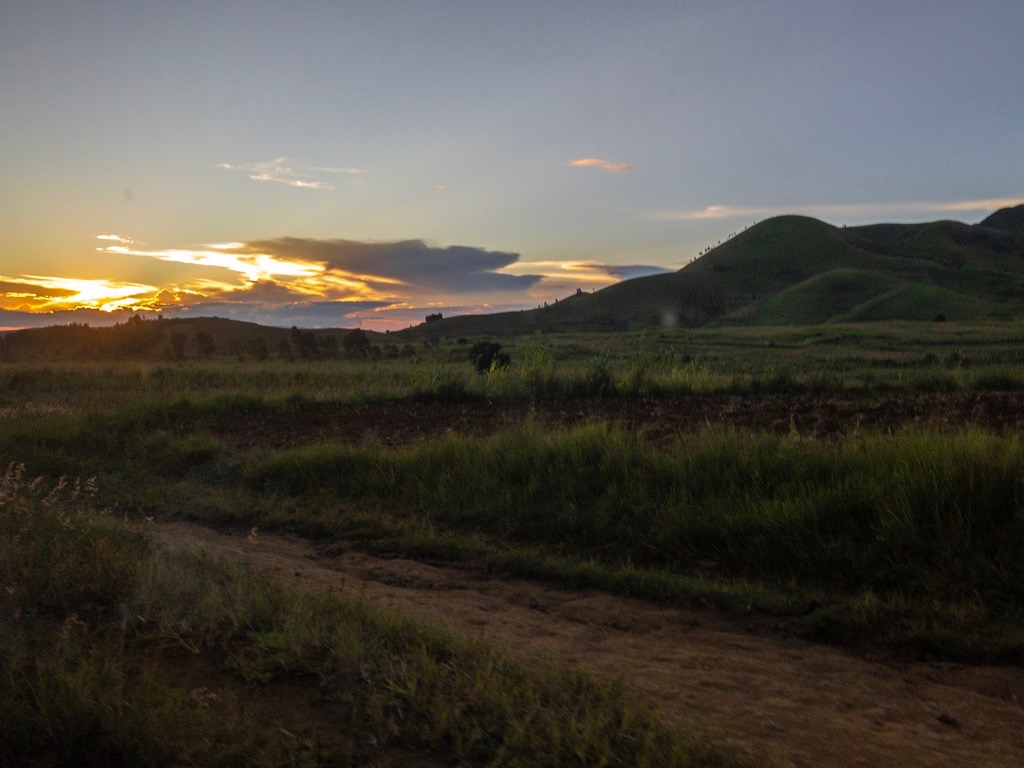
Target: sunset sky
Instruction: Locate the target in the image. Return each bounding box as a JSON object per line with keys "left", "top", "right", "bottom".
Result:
{"left": 2, "top": 1, "right": 1022, "bottom": 331}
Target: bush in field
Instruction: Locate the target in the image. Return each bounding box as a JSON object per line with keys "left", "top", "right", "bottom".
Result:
{"left": 470, "top": 341, "right": 510, "bottom": 373}
{"left": 193, "top": 331, "right": 216, "bottom": 358}
{"left": 584, "top": 353, "right": 616, "bottom": 395}
{"left": 169, "top": 332, "right": 187, "bottom": 361}
{"left": 289, "top": 326, "right": 319, "bottom": 359}
{"left": 342, "top": 328, "right": 371, "bottom": 359}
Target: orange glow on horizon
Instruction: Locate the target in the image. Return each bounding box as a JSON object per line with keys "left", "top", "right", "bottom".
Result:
{"left": 93, "top": 237, "right": 402, "bottom": 305}
{"left": 0, "top": 234, "right": 633, "bottom": 329}
{"left": 0, "top": 274, "right": 160, "bottom": 313}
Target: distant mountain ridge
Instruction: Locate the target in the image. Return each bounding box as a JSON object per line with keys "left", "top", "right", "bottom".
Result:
{"left": 404, "top": 204, "right": 1024, "bottom": 335}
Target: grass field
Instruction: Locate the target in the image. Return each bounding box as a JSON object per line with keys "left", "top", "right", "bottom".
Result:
{"left": 3, "top": 321, "right": 1024, "bottom": 765}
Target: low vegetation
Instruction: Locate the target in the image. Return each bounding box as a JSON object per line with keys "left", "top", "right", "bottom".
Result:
{"left": 1, "top": 466, "right": 751, "bottom": 767}
{"left": 3, "top": 320, "right": 1024, "bottom": 763}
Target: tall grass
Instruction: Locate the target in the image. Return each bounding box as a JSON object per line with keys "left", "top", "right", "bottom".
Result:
{"left": 248, "top": 426, "right": 1022, "bottom": 588}
{"left": 245, "top": 425, "right": 1024, "bottom": 657}
{"left": 0, "top": 463, "right": 145, "bottom": 617}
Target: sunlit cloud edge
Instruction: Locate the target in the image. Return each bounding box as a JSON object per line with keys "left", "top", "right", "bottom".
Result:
{"left": 567, "top": 157, "right": 634, "bottom": 173}
{"left": 216, "top": 157, "right": 370, "bottom": 191}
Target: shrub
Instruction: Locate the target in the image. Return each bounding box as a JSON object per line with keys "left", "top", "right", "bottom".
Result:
{"left": 469, "top": 342, "right": 510, "bottom": 373}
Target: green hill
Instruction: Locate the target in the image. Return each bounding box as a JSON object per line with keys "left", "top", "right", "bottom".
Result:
{"left": 411, "top": 206, "right": 1024, "bottom": 336}
{"left": 978, "top": 204, "right": 1024, "bottom": 233}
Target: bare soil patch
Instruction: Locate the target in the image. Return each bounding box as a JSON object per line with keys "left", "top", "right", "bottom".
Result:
{"left": 154, "top": 521, "right": 1024, "bottom": 768}
{"left": 206, "top": 392, "right": 1024, "bottom": 449}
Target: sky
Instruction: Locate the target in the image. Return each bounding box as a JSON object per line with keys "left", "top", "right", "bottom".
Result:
{"left": 2, "top": 1, "right": 1023, "bottom": 331}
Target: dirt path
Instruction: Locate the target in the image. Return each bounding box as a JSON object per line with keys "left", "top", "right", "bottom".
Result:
{"left": 153, "top": 521, "right": 1024, "bottom": 768}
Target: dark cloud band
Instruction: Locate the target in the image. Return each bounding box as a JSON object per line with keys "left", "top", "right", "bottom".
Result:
{"left": 239, "top": 237, "right": 542, "bottom": 293}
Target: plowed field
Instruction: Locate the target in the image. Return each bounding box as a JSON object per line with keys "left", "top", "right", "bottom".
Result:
{"left": 206, "top": 391, "right": 1024, "bottom": 448}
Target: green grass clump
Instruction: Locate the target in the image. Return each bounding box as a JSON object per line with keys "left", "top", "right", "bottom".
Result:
{"left": 0, "top": 463, "right": 146, "bottom": 618}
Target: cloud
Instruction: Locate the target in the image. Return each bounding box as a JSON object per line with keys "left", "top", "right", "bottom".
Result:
{"left": 603, "top": 265, "right": 674, "bottom": 280}
{"left": 236, "top": 238, "right": 542, "bottom": 294}
{"left": 87, "top": 236, "right": 547, "bottom": 330}
{"left": 96, "top": 234, "right": 139, "bottom": 244}
{"left": 38, "top": 234, "right": 674, "bottom": 332}
{"left": 935, "top": 198, "right": 1024, "bottom": 213}
{"left": 216, "top": 157, "right": 370, "bottom": 190}
{"left": 161, "top": 298, "right": 390, "bottom": 329}
{"left": 97, "top": 242, "right": 323, "bottom": 283}
{"left": 501, "top": 259, "right": 675, "bottom": 285}
{"left": 0, "top": 278, "right": 77, "bottom": 301}
{"left": 567, "top": 157, "right": 633, "bottom": 173}
{"left": 0, "top": 274, "right": 159, "bottom": 312}
{"left": 648, "top": 198, "right": 1024, "bottom": 223}
{"left": 309, "top": 165, "right": 372, "bottom": 176}
{"left": 648, "top": 205, "right": 770, "bottom": 221}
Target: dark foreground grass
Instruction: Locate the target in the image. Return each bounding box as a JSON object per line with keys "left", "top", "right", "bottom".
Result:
{"left": 0, "top": 468, "right": 751, "bottom": 767}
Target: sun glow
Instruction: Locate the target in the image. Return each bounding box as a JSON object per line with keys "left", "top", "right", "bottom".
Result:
{"left": 0, "top": 274, "right": 159, "bottom": 312}
{"left": 97, "top": 243, "right": 323, "bottom": 282}
{"left": 86, "top": 235, "right": 407, "bottom": 310}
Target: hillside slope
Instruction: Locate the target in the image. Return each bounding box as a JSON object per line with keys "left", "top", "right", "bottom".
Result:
{"left": 413, "top": 207, "right": 1024, "bottom": 336}
{"left": 978, "top": 204, "right": 1024, "bottom": 232}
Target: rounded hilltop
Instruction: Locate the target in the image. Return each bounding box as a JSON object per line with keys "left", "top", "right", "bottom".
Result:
{"left": 978, "top": 204, "right": 1024, "bottom": 233}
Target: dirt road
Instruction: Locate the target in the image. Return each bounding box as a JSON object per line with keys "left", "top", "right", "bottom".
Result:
{"left": 153, "top": 521, "right": 1024, "bottom": 768}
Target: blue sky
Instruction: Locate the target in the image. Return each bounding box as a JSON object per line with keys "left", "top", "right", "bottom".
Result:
{"left": 2, "top": 1, "right": 1022, "bottom": 329}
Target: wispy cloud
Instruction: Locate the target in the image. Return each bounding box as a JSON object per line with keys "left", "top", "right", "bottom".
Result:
{"left": 648, "top": 198, "right": 1024, "bottom": 223}
{"left": 501, "top": 260, "right": 674, "bottom": 285}
{"left": 96, "top": 234, "right": 139, "bottom": 244}
{"left": 159, "top": 298, "right": 391, "bottom": 328}
{"left": 933, "top": 198, "right": 1024, "bottom": 213}
{"left": 604, "top": 264, "right": 674, "bottom": 280}
{"left": 567, "top": 157, "right": 633, "bottom": 173}
{"left": 216, "top": 157, "right": 370, "bottom": 190}
{"left": 308, "top": 165, "right": 372, "bottom": 176}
